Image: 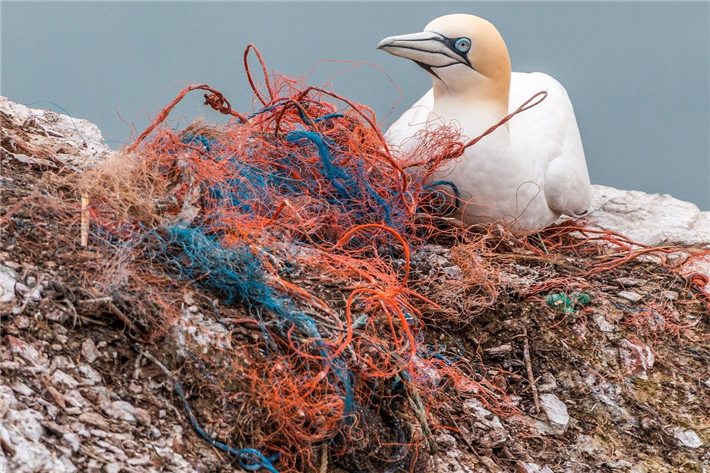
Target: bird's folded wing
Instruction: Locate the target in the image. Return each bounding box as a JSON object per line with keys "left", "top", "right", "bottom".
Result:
{"left": 510, "top": 72, "right": 592, "bottom": 216}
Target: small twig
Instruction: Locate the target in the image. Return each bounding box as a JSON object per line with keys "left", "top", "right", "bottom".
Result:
{"left": 107, "top": 302, "right": 142, "bottom": 336}
{"left": 78, "top": 297, "right": 114, "bottom": 304}
{"left": 522, "top": 328, "right": 540, "bottom": 416}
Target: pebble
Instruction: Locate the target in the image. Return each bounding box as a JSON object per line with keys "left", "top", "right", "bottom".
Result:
{"left": 52, "top": 369, "right": 80, "bottom": 389}
{"left": 82, "top": 338, "right": 99, "bottom": 363}
{"left": 7, "top": 335, "right": 45, "bottom": 366}
{"left": 537, "top": 372, "right": 558, "bottom": 393}
{"left": 0, "top": 264, "right": 18, "bottom": 308}
{"left": 91, "top": 429, "right": 109, "bottom": 438}
{"left": 105, "top": 400, "right": 137, "bottom": 424}
{"left": 516, "top": 462, "right": 554, "bottom": 473}
{"left": 485, "top": 344, "right": 513, "bottom": 355}
{"left": 618, "top": 337, "right": 655, "bottom": 379}
{"left": 64, "top": 390, "right": 89, "bottom": 409}
{"left": 604, "top": 459, "right": 633, "bottom": 469}
{"left": 63, "top": 432, "right": 81, "bottom": 452}
{"left": 617, "top": 291, "right": 643, "bottom": 302}
{"left": 46, "top": 308, "right": 68, "bottom": 322}
{"left": 78, "top": 411, "right": 110, "bottom": 430}
{"left": 13, "top": 315, "right": 30, "bottom": 329}
{"left": 70, "top": 421, "right": 90, "bottom": 437}
{"left": 661, "top": 290, "right": 679, "bottom": 301}
{"left": 673, "top": 428, "right": 703, "bottom": 448}
{"left": 537, "top": 393, "right": 569, "bottom": 435}
{"left": 11, "top": 381, "right": 35, "bottom": 397}
{"left": 78, "top": 364, "right": 102, "bottom": 385}
{"left": 104, "top": 462, "right": 124, "bottom": 473}
{"left": 593, "top": 313, "right": 615, "bottom": 334}
{"left": 463, "top": 398, "right": 504, "bottom": 430}
{"left": 135, "top": 407, "right": 151, "bottom": 426}
{"left": 616, "top": 277, "right": 645, "bottom": 287}
{"left": 50, "top": 355, "right": 76, "bottom": 372}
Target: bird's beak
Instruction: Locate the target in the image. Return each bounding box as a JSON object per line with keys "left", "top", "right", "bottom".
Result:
{"left": 377, "top": 31, "right": 465, "bottom": 68}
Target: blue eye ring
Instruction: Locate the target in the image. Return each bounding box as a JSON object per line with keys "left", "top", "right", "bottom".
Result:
{"left": 455, "top": 37, "right": 471, "bottom": 53}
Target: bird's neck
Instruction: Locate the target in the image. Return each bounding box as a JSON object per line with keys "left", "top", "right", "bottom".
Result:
{"left": 432, "top": 82, "right": 511, "bottom": 140}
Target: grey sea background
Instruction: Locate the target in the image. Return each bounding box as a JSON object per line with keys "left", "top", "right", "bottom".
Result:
{"left": 1, "top": 1, "right": 708, "bottom": 210}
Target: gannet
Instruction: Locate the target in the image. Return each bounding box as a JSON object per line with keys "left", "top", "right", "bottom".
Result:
{"left": 378, "top": 14, "right": 592, "bottom": 230}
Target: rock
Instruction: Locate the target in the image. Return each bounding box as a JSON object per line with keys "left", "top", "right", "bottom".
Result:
{"left": 13, "top": 315, "right": 30, "bottom": 329}
{"left": 78, "top": 412, "right": 110, "bottom": 430}
{"left": 7, "top": 335, "right": 46, "bottom": 366}
{"left": 604, "top": 459, "right": 633, "bottom": 469}
{"left": 443, "top": 265, "right": 463, "bottom": 279}
{"left": 672, "top": 428, "right": 703, "bottom": 448}
{"left": 485, "top": 344, "right": 513, "bottom": 355}
{"left": 435, "top": 432, "right": 457, "bottom": 449}
{"left": 7, "top": 408, "right": 45, "bottom": 441}
{"left": 480, "top": 428, "right": 508, "bottom": 448}
{"left": 0, "top": 96, "right": 111, "bottom": 167}
{"left": 618, "top": 337, "right": 655, "bottom": 379}
{"left": 63, "top": 390, "right": 89, "bottom": 409}
{"left": 661, "top": 290, "right": 679, "bottom": 301}
{"left": 516, "top": 462, "right": 554, "bottom": 473}
{"left": 462, "top": 398, "right": 504, "bottom": 430}
{"left": 105, "top": 400, "right": 137, "bottom": 424}
{"left": 538, "top": 372, "right": 558, "bottom": 393}
{"left": 126, "top": 457, "right": 152, "bottom": 466}
{"left": 77, "top": 364, "right": 102, "bottom": 385}
{"left": 51, "top": 370, "right": 80, "bottom": 389}
{"left": 616, "top": 277, "right": 645, "bottom": 287}
{"left": 593, "top": 313, "right": 616, "bottom": 334}
{"left": 0, "top": 264, "right": 18, "bottom": 311}
{"left": 135, "top": 407, "right": 151, "bottom": 426}
{"left": 10, "top": 381, "right": 34, "bottom": 397}
{"left": 81, "top": 339, "right": 99, "bottom": 364}
{"left": 62, "top": 432, "right": 81, "bottom": 452}
{"left": 104, "top": 462, "right": 124, "bottom": 473}
{"left": 587, "top": 185, "right": 710, "bottom": 247}
{"left": 50, "top": 355, "right": 76, "bottom": 373}
{"left": 46, "top": 308, "right": 68, "bottom": 322}
{"left": 617, "top": 291, "right": 643, "bottom": 302}
{"left": 536, "top": 393, "right": 569, "bottom": 435}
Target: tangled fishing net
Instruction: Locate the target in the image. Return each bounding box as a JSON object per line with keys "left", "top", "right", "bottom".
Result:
{"left": 67, "top": 45, "right": 522, "bottom": 472}
{"left": 7, "top": 45, "right": 709, "bottom": 472}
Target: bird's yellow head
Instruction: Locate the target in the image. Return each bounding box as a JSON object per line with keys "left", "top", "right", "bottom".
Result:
{"left": 378, "top": 14, "right": 511, "bottom": 109}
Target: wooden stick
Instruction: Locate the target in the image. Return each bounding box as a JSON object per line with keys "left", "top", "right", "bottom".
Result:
{"left": 522, "top": 328, "right": 540, "bottom": 415}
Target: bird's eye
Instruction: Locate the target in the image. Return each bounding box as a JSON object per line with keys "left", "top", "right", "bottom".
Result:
{"left": 455, "top": 38, "right": 471, "bottom": 53}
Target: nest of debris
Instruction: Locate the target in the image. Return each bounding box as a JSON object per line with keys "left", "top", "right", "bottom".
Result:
{"left": 2, "top": 46, "right": 710, "bottom": 473}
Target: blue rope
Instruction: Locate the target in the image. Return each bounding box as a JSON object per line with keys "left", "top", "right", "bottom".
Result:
{"left": 173, "top": 378, "right": 280, "bottom": 472}
{"left": 133, "top": 345, "right": 280, "bottom": 472}
{"left": 164, "top": 226, "right": 355, "bottom": 412}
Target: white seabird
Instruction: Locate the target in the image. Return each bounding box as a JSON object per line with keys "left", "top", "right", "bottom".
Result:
{"left": 378, "top": 14, "right": 592, "bottom": 230}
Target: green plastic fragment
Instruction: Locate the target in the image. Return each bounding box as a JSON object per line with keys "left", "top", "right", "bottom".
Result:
{"left": 547, "top": 292, "right": 574, "bottom": 313}
{"left": 546, "top": 292, "right": 591, "bottom": 313}
{"left": 575, "top": 292, "right": 591, "bottom": 306}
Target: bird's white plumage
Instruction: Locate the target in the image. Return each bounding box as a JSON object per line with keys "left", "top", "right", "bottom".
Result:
{"left": 380, "top": 14, "right": 592, "bottom": 230}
